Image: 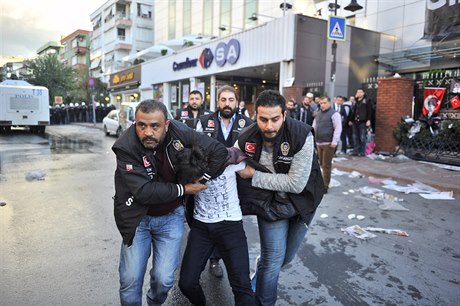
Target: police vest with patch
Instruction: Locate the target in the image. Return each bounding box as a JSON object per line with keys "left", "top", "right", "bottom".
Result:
{"left": 199, "top": 112, "right": 252, "bottom": 147}
{"left": 237, "top": 117, "right": 324, "bottom": 221}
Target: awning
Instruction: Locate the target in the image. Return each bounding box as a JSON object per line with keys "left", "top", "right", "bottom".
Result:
{"left": 377, "top": 40, "right": 460, "bottom": 71}
{"left": 90, "top": 59, "right": 101, "bottom": 70}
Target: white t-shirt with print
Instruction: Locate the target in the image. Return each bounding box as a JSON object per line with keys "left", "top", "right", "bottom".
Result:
{"left": 193, "top": 161, "right": 245, "bottom": 223}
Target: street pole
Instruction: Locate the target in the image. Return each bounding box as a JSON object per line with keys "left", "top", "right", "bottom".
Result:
{"left": 329, "top": 0, "right": 338, "bottom": 100}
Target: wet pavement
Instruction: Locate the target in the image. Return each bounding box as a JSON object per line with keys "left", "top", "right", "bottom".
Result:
{"left": 1, "top": 124, "right": 459, "bottom": 305}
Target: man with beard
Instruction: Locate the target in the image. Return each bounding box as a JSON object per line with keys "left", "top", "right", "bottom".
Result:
{"left": 112, "top": 99, "right": 228, "bottom": 306}
{"left": 237, "top": 90, "right": 323, "bottom": 306}
{"left": 175, "top": 90, "right": 210, "bottom": 129}
{"left": 197, "top": 85, "right": 253, "bottom": 278}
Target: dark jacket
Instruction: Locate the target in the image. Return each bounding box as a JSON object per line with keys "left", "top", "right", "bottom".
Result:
{"left": 298, "top": 105, "right": 315, "bottom": 126}
{"left": 350, "top": 97, "right": 372, "bottom": 123}
{"left": 237, "top": 117, "right": 324, "bottom": 223}
{"left": 175, "top": 106, "right": 210, "bottom": 129}
{"left": 199, "top": 112, "right": 253, "bottom": 147}
{"left": 112, "top": 120, "right": 228, "bottom": 245}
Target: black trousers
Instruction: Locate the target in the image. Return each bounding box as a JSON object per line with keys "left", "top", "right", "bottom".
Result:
{"left": 179, "top": 219, "right": 256, "bottom": 306}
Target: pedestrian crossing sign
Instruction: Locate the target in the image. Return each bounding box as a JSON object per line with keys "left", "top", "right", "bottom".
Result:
{"left": 327, "top": 16, "right": 346, "bottom": 41}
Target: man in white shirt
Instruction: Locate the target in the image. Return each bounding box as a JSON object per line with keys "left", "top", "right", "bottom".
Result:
{"left": 176, "top": 146, "right": 256, "bottom": 306}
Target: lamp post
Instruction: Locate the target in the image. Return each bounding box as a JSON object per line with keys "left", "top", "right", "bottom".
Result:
{"left": 218, "top": 25, "right": 243, "bottom": 32}
{"left": 328, "top": 0, "right": 363, "bottom": 100}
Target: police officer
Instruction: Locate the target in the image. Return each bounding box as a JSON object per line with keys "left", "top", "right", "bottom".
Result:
{"left": 175, "top": 90, "right": 210, "bottom": 129}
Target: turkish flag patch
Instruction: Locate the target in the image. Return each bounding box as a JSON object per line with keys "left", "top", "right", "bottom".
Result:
{"left": 181, "top": 111, "right": 188, "bottom": 117}
{"left": 450, "top": 95, "right": 460, "bottom": 109}
{"left": 143, "top": 156, "right": 151, "bottom": 167}
{"left": 207, "top": 120, "right": 215, "bottom": 128}
{"left": 126, "top": 164, "right": 133, "bottom": 172}
{"left": 245, "top": 142, "right": 256, "bottom": 153}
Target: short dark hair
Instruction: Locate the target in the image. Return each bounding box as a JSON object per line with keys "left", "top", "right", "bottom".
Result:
{"left": 319, "top": 96, "right": 331, "bottom": 103}
{"left": 217, "top": 85, "right": 237, "bottom": 101}
{"left": 255, "top": 90, "right": 286, "bottom": 113}
{"left": 136, "top": 99, "right": 168, "bottom": 120}
{"left": 175, "top": 146, "right": 209, "bottom": 185}
{"left": 189, "top": 90, "right": 203, "bottom": 99}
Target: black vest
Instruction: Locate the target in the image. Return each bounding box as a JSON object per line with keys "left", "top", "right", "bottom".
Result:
{"left": 237, "top": 117, "right": 324, "bottom": 221}
{"left": 177, "top": 107, "right": 209, "bottom": 130}
{"left": 315, "top": 107, "right": 335, "bottom": 143}
{"left": 199, "top": 112, "right": 253, "bottom": 147}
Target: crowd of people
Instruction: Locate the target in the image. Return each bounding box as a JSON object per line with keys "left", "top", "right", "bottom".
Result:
{"left": 49, "top": 103, "right": 115, "bottom": 125}
{"left": 110, "top": 87, "right": 372, "bottom": 306}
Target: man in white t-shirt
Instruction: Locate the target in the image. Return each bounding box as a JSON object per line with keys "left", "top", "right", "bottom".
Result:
{"left": 176, "top": 146, "right": 256, "bottom": 306}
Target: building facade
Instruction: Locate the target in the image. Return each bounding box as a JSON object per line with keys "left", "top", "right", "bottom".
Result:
{"left": 60, "top": 30, "right": 91, "bottom": 71}
{"left": 89, "top": 0, "right": 155, "bottom": 83}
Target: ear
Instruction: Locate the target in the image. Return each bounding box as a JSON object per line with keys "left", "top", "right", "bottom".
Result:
{"left": 165, "top": 119, "right": 170, "bottom": 132}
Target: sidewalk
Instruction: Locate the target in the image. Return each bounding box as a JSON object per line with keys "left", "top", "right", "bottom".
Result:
{"left": 332, "top": 154, "right": 460, "bottom": 195}
{"left": 74, "top": 122, "right": 459, "bottom": 195}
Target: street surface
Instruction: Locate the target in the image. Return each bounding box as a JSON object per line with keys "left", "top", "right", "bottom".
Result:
{"left": 1, "top": 124, "right": 459, "bottom": 305}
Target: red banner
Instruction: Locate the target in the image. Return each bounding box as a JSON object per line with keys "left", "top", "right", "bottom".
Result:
{"left": 422, "top": 87, "right": 446, "bottom": 117}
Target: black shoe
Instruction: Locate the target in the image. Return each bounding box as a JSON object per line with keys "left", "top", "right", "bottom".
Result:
{"left": 349, "top": 152, "right": 359, "bottom": 156}
{"left": 209, "top": 259, "right": 223, "bottom": 278}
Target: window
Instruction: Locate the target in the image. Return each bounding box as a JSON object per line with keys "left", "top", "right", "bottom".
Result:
{"left": 244, "top": 0, "right": 257, "bottom": 28}
{"left": 183, "top": 0, "right": 191, "bottom": 35}
{"left": 203, "top": 0, "right": 213, "bottom": 35}
{"left": 168, "top": 0, "right": 177, "bottom": 39}
{"left": 117, "top": 28, "right": 126, "bottom": 41}
{"left": 220, "top": 0, "right": 231, "bottom": 32}
{"left": 138, "top": 3, "right": 152, "bottom": 18}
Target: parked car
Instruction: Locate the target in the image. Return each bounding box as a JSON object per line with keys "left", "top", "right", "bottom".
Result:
{"left": 103, "top": 102, "right": 174, "bottom": 137}
{"left": 103, "top": 109, "right": 121, "bottom": 136}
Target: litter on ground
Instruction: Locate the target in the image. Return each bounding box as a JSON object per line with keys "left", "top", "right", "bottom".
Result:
{"left": 378, "top": 199, "right": 409, "bottom": 211}
{"left": 25, "top": 170, "right": 47, "bottom": 181}
{"left": 341, "top": 225, "right": 377, "bottom": 240}
{"left": 363, "top": 227, "right": 409, "bottom": 237}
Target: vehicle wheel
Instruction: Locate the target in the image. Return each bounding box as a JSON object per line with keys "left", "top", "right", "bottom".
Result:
{"left": 38, "top": 126, "right": 46, "bottom": 134}
{"left": 116, "top": 126, "right": 122, "bottom": 137}
{"left": 104, "top": 125, "right": 110, "bottom": 136}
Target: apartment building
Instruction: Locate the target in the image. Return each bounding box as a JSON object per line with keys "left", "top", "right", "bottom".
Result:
{"left": 89, "top": 0, "right": 155, "bottom": 83}
{"left": 60, "top": 30, "right": 91, "bottom": 71}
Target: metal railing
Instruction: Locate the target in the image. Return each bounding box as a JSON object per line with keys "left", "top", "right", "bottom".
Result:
{"left": 400, "top": 136, "right": 460, "bottom": 166}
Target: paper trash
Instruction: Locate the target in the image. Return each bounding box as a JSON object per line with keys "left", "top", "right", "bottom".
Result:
{"left": 341, "top": 225, "right": 377, "bottom": 240}
{"left": 25, "top": 170, "right": 47, "bottom": 181}
{"left": 378, "top": 199, "right": 409, "bottom": 211}
{"left": 419, "top": 191, "right": 455, "bottom": 200}
{"left": 363, "top": 227, "right": 409, "bottom": 237}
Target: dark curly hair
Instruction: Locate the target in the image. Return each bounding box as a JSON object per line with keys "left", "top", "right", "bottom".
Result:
{"left": 175, "top": 146, "right": 209, "bottom": 185}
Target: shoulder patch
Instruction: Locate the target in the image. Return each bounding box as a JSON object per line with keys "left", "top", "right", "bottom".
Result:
{"left": 207, "top": 119, "right": 215, "bottom": 128}
{"left": 172, "top": 140, "right": 184, "bottom": 151}
{"left": 238, "top": 118, "right": 246, "bottom": 128}
{"left": 245, "top": 142, "right": 256, "bottom": 154}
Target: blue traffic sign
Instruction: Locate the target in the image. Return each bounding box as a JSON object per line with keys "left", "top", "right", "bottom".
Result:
{"left": 327, "top": 16, "right": 346, "bottom": 41}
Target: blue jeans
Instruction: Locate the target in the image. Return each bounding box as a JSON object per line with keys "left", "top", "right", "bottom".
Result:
{"left": 352, "top": 121, "right": 367, "bottom": 155}
{"left": 254, "top": 213, "right": 315, "bottom": 306}
{"left": 119, "top": 206, "right": 184, "bottom": 306}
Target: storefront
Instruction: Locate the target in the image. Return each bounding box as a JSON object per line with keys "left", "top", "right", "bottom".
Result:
{"left": 139, "top": 14, "right": 385, "bottom": 114}
{"left": 108, "top": 65, "right": 142, "bottom": 108}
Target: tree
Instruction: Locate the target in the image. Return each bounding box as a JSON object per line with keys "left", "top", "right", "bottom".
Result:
{"left": 24, "top": 53, "right": 75, "bottom": 105}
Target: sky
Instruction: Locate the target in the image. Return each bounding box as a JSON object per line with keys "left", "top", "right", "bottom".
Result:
{"left": 0, "top": 0, "right": 107, "bottom": 58}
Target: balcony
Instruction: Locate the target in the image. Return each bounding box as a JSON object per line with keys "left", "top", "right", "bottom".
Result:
{"left": 114, "top": 36, "right": 132, "bottom": 50}
{"left": 115, "top": 12, "right": 132, "bottom": 28}
{"left": 74, "top": 46, "right": 88, "bottom": 55}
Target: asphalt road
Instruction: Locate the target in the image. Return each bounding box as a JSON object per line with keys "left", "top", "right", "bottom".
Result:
{"left": 1, "top": 125, "right": 459, "bottom": 306}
